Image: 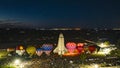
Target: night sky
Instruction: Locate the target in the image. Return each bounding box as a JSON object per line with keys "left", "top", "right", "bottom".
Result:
{"left": 0, "top": 0, "right": 120, "bottom": 28}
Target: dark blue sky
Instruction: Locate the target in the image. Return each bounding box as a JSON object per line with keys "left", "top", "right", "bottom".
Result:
{"left": 0, "top": 0, "right": 120, "bottom": 28}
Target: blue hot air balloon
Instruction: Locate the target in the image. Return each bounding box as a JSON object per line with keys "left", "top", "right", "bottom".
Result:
{"left": 36, "top": 48, "right": 43, "bottom": 56}
{"left": 42, "top": 44, "right": 53, "bottom": 51}
{"left": 42, "top": 44, "right": 53, "bottom": 56}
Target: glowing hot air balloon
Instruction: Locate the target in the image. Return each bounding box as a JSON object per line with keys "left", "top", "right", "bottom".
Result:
{"left": 88, "top": 45, "right": 96, "bottom": 53}
{"left": 42, "top": 44, "right": 53, "bottom": 56}
{"left": 36, "top": 48, "right": 43, "bottom": 56}
{"left": 77, "top": 43, "right": 84, "bottom": 47}
{"left": 77, "top": 43, "right": 84, "bottom": 53}
{"left": 26, "top": 46, "right": 36, "bottom": 57}
{"left": 66, "top": 42, "right": 76, "bottom": 53}
{"left": 16, "top": 45, "right": 25, "bottom": 56}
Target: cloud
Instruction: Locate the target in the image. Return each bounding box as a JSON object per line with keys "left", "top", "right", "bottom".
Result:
{"left": 0, "top": 19, "right": 36, "bottom": 28}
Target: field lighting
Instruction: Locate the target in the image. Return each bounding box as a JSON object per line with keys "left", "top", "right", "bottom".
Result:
{"left": 94, "top": 64, "right": 99, "bottom": 68}
{"left": 14, "top": 59, "right": 21, "bottom": 65}
{"left": 90, "top": 64, "right": 99, "bottom": 68}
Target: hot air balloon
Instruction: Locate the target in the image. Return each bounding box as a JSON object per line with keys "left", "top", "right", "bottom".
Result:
{"left": 36, "top": 48, "right": 43, "bottom": 56}
{"left": 42, "top": 44, "right": 53, "bottom": 56}
{"left": 16, "top": 45, "right": 25, "bottom": 56}
{"left": 0, "top": 49, "right": 8, "bottom": 57}
{"left": 77, "top": 43, "right": 84, "bottom": 53}
{"left": 66, "top": 42, "right": 76, "bottom": 53}
{"left": 16, "top": 45, "right": 24, "bottom": 50}
{"left": 77, "top": 43, "right": 84, "bottom": 47}
{"left": 88, "top": 45, "right": 96, "bottom": 53}
{"left": 26, "top": 46, "right": 36, "bottom": 57}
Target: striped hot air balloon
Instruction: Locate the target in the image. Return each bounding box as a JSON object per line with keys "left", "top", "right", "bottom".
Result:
{"left": 42, "top": 44, "right": 53, "bottom": 56}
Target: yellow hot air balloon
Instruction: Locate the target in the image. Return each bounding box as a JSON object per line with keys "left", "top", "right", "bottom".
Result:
{"left": 26, "top": 46, "right": 36, "bottom": 57}
{"left": 0, "top": 49, "right": 8, "bottom": 58}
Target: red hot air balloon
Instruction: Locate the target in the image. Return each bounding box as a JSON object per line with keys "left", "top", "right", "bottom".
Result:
{"left": 16, "top": 45, "right": 25, "bottom": 56}
{"left": 77, "top": 43, "right": 84, "bottom": 53}
{"left": 66, "top": 42, "right": 76, "bottom": 53}
{"left": 88, "top": 45, "right": 96, "bottom": 53}
{"left": 16, "top": 45, "right": 24, "bottom": 50}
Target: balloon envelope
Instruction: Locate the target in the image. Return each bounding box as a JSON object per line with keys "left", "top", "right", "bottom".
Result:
{"left": 42, "top": 44, "right": 53, "bottom": 51}
{"left": 66, "top": 42, "right": 76, "bottom": 53}
{"left": 66, "top": 42, "right": 76, "bottom": 49}
{"left": 88, "top": 46, "right": 96, "bottom": 53}
{"left": 77, "top": 46, "right": 84, "bottom": 53}
{"left": 77, "top": 43, "right": 84, "bottom": 47}
{"left": 0, "top": 50, "right": 8, "bottom": 57}
{"left": 36, "top": 48, "right": 43, "bottom": 56}
{"left": 16, "top": 50, "right": 25, "bottom": 56}
{"left": 26, "top": 46, "right": 36, "bottom": 57}
{"left": 44, "top": 51, "right": 51, "bottom": 56}
{"left": 16, "top": 45, "right": 24, "bottom": 50}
